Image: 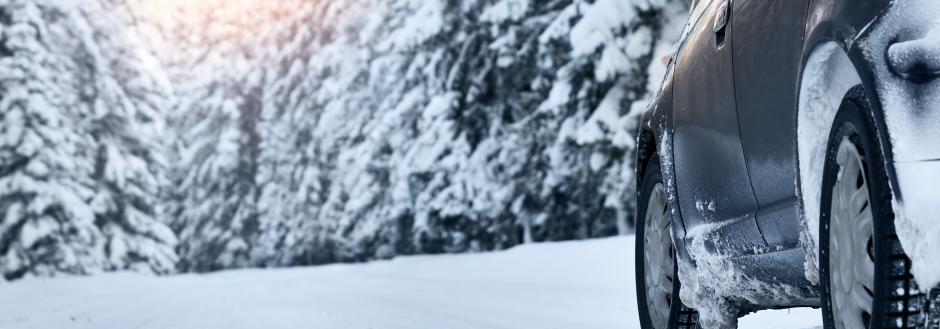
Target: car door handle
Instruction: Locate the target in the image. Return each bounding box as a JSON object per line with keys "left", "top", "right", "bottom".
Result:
{"left": 713, "top": 0, "right": 731, "bottom": 47}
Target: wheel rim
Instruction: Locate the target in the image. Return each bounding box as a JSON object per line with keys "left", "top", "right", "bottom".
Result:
{"left": 644, "top": 183, "right": 674, "bottom": 329}
{"left": 829, "top": 137, "right": 875, "bottom": 329}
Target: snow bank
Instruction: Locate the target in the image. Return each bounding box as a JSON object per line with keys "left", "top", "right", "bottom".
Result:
{"left": 0, "top": 237, "right": 823, "bottom": 329}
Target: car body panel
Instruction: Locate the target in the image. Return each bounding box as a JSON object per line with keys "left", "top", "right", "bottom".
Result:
{"left": 671, "top": 0, "right": 767, "bottom": 255}
{"left": 731, "top": 0, "right": 810, "bottom": 249}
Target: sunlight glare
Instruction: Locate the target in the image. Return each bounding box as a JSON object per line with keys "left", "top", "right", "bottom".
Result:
{"left": 135, "top": 0, "right": 299, "bottom": 48}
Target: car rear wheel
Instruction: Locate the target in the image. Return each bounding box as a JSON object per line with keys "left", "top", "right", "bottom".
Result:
{"left": 637, "top": 157, "right": 698, "bottom": 329}
{"left": 819, "top": 90, "right": 928, "bottom": 329}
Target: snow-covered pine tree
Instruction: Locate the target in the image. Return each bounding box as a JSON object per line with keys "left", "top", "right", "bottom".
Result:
{"left": 77, "top": 0, "right": 178, "bottom": 274}
{"left": 0, "top": 0, "right": 177, "bottom": 280}
{"left": 160, "top": 0, "right": 689, "bottom": 270}
{"left": 252, "top": 2, "right": 337, "bottom": 266}
{"left": 168, "top": 63, "right": 265, "bottom": 272}
{"left": 0, "top": 0, "right": 101, "bottom": 280}
{"left": 249, "top": 0, "right": 684, "bottom": 262}
{"left": 162, "top": 0, "right": 302, "bottom": 271}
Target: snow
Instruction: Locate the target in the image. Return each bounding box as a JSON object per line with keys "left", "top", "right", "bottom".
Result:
{"left": 383, "top": 0, "right": 446, "bottom": 49}
{"left": 0, "top": 237, "right": 823, "bottom": 329}
{"left": 860, "top": 0, "right": 940, "bottom": 290}
{"left": 677, "top": 222, "right": 816, "bottom": 329}
{"left": 481, "top": 0, "right": 531, "bottom": 23}
{"left": 576, "top": 80, "right": 628, "bottom": 146}
{"left": 567, "top": 0, "right": 661, "bottom": 82}
{"left": 570, "top": 0, "right": 636, "bottom": 56}
{"left": 795, "top": 42, "right": 861, "bottom": 285}
{"left": 887, "top": 26, "right": 940, "bottom": 77}
{"left": 893, "top": 161, "right": 940, "bottom": 289}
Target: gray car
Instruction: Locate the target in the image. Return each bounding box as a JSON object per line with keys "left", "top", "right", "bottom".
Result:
{"left": 635, "top": 0, "right": 940, "bottom": 328}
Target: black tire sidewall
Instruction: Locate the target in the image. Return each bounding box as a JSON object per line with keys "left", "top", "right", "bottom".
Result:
{"left": 819, "top": 95, "right": 893, "bottom": 329}
{"left": 636, "top": 158, "right": 683, "bottom": 329}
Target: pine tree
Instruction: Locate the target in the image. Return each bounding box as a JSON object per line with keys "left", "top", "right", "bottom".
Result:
{"left": 168, "top": 68, "right": 264, "bottom": 272}
{"left": 77, "top": 0, "right": 178, "bottom": 274}
{"left": 0, "top": 0, "right": 101, "bottom": 280}
{"left": 163, "top": 0, "right": 297, "bottom": 271}
{"left": 163, "top": 0, "right": 689, "bottom": 269}
{"left": 0, "top": 0, "right": 177, "bottom": 279}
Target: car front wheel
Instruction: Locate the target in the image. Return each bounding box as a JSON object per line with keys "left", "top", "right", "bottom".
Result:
{"left": 819, "top": 89, "right": 928, "bottom": 329}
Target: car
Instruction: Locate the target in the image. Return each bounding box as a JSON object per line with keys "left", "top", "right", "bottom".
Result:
{"left": 634, "top": 0, "right": 940, "bottom": 328}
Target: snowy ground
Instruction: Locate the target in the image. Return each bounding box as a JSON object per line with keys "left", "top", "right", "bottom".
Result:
{"left": 0, "top": 237, "right": 821, "bottom": 329}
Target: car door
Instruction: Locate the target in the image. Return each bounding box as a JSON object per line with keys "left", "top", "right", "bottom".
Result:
{"left": 731, "top": 0, "right": 810, "bottom": 249}
{"left": 673, "top": 0, "right": 766, "bottom": 254}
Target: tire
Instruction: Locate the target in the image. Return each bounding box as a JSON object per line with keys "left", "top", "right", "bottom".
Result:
{"left": 637, "top": 157, "right": 698, "bottom": 329}
{"left": 819, "top": 89, "right": 928, "bottom": 329}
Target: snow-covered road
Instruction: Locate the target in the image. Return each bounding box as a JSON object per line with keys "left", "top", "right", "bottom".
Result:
{"left": 0, "top": 237, "right": 821, "bottom": 329}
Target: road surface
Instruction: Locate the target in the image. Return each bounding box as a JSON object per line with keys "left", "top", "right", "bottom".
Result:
{"left": 0, "top": 236, "right": 821, "bottom": 329}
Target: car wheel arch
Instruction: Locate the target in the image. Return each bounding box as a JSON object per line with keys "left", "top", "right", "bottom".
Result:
{"left": 636, "top": 127, "right": 658, "bottom": 187}
{"left": 796, "top": 41, "right": 894, "bottom": 286}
